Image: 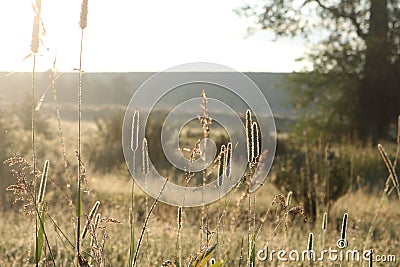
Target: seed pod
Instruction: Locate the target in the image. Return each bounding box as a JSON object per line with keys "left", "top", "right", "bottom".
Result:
{"left": 257, "top": 121, "right": 262, "bottom": 157}
{"left": 217, "top": 145, "right": 226, "bottom": 187}
{"left": 285, "top": 191, "right": 292, "bottom": 208}
{"left": 142, "top": 138, "right": 149, "bottom": 175}
{"left": 131, "top": 110, "right": 139, "bottom": 152}
{"left": 252, "top": 122, "right": 259, "bottom": 163}
{"left": 245, "top": 110, "right": 253, "bottom": 163}
{"left": 225, "top": 142, "right": 232, "bottom": 178}
{"left": 80, "top": 0, "right": 88, "bottom": 30}
{"left": 31, "top": 0, "right": 41, "bottom": 53}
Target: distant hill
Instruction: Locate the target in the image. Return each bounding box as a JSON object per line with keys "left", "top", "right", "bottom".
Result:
{"left": 0, "top": 72, "right": 294, "bottom": 129}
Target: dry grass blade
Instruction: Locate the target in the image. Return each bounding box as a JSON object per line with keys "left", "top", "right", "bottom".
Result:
{"left": 38, "top": 160, "right": 49, "bottom": 204}
{"left": 81, "top": 201, "right": 100, "bottom": 240}
{"left": 377, "top": 144, "right": 400, "bottom": 198}
{"left": 133, "top": 179, "right": 169, "bottom": 267}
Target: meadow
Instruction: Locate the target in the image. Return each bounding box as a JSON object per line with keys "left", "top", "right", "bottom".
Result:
{"left": 1, "top": 0, "right": 399, "bottom": 266}
{"left": 0, "top": 92, "right": 399, "bottom": 266}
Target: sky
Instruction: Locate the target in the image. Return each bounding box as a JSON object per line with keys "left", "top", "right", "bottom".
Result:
{"left": 1, "top": 0, "right": 309, "bottom": 73}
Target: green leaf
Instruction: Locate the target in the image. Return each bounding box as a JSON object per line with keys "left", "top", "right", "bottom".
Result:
{"left": 129, "top": 209, "right": 135, "bottom": 267}
{"left": 249, "top": 234, "right": 256, "bottom": 267}
{"left": 189, "top": 243, "right": 217, "bottom": 267}
{"left": 76, "top": 190, "right": 82, "bottom": 218}
{"left": 36, "top": 203, "right": 46, "bottom": 264}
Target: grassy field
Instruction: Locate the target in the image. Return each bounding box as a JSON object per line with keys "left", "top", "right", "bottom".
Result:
{"left": 0, "top": 103, "right": 399, "bottom": 266}
{"left": 1, "top": 0, "right": 399, "bottom": 265}
{"left": 1, "top": 171, "right": 399, "bottom": 266}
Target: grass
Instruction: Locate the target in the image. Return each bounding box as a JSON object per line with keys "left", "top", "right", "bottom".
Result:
{"left": 1, "top": 177, "right": 400, "bottom": 266}
{"left": 1, "top": 88, "right": 399, "bottom": 266}
{"left": 1, "top": 0, "right": 399, "bottom": 266}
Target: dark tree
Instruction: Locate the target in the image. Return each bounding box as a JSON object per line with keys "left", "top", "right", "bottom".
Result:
{"left": 239, "top": 0, "right": 400, "bottom": 141}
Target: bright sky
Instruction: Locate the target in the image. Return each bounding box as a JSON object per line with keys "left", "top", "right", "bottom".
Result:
{"left": 1, "top": 0, "right": 308, "bottom": 72}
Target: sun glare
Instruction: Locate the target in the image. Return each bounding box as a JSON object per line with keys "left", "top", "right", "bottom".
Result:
{"left": 1, "top": 0, "right": 307, "bottom": 73}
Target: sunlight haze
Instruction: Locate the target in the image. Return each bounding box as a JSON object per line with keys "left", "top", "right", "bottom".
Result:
{"left": 1, "top": 0, "right": 308, "bottom": 72}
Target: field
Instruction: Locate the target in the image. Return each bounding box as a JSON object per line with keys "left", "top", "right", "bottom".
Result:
{"left": 0, "top": 92, "right": 399, "bottom": 266}
{"left": 1, "top": 1, "right": 399, "bottom": 265}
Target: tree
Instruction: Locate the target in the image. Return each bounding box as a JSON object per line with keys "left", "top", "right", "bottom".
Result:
{"left": 239, "top": 0, "right": 400, "bottom": 141}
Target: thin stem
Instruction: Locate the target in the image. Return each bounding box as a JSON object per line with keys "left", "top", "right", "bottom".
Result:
{"left": 129, "top": 151, "right": 136, "bottom": 267}
{"left": 32, "top": 53, "right": 39, "bottom": 267}
{"left": 76, "top": 28, "right": 84, "bottom": 263}
{"left": 51, "top": 62, "right": 71, "bottom": 199}
{"left": 133, "top": 179, "right": 168, "bottom": 267}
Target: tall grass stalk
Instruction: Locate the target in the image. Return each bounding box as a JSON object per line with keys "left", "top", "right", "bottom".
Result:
{"left": 176, "top": 206, "right": 183, "bottom": 267}
{"left": 76, "top": 0, "right": 88, "bottom": 264}
{"left": 133, "top": 179, "right": 169, "bottom": 267}
{"left": 129, "top": 110, "right": 139, "bottom": 267}
{"left": 50, "top": 59, "right": 71, "bottom": 198}
{"left": 30, "top": 1, "right": 41, "bottom": 265}
{"left": 199, "top": 90, "right": 212, "bottom": 249}
{"left": 143, "top": 137, "right": 150, "bottom": 265}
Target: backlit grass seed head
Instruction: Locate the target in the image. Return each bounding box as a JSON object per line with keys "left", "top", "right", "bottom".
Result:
{"left": 322, "top": 212, "right": 328, "bottom": 231}
{"left": 251, "top": 122, "right": 260, "bottom": 163}
{"left": 82, "top": 201, "right": 100, "bottom": 240}
{"left": 142, "top": 138, "right": 149, "bottom": 175}
{"left": 38, "top": 160, "right": 49, "bottom": 204}
{"left": 225, "top": 142, "right": 232, "bottom": 178}
{"left": 285, "top": 191, "right": 292, "bottom": 208}
{"left": 31, "top": 0, "right": 42, "bottom": 53}
{"left": 80, "top": 0, "right": 88, "bottom": 29}
{"left": 200, "top": 90, "right": 212, "bottom": 137}
{"left": 218, "top": 145, "right": 226, "bottom": 187}
{"left": 341, "top": 213, "right": 348, "bottom": 240}
{"left": 246, "top": 109, "right": 253, "bottom": 163}
{"left": 131, "top": 110, "right": 139, "bottom": 152}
